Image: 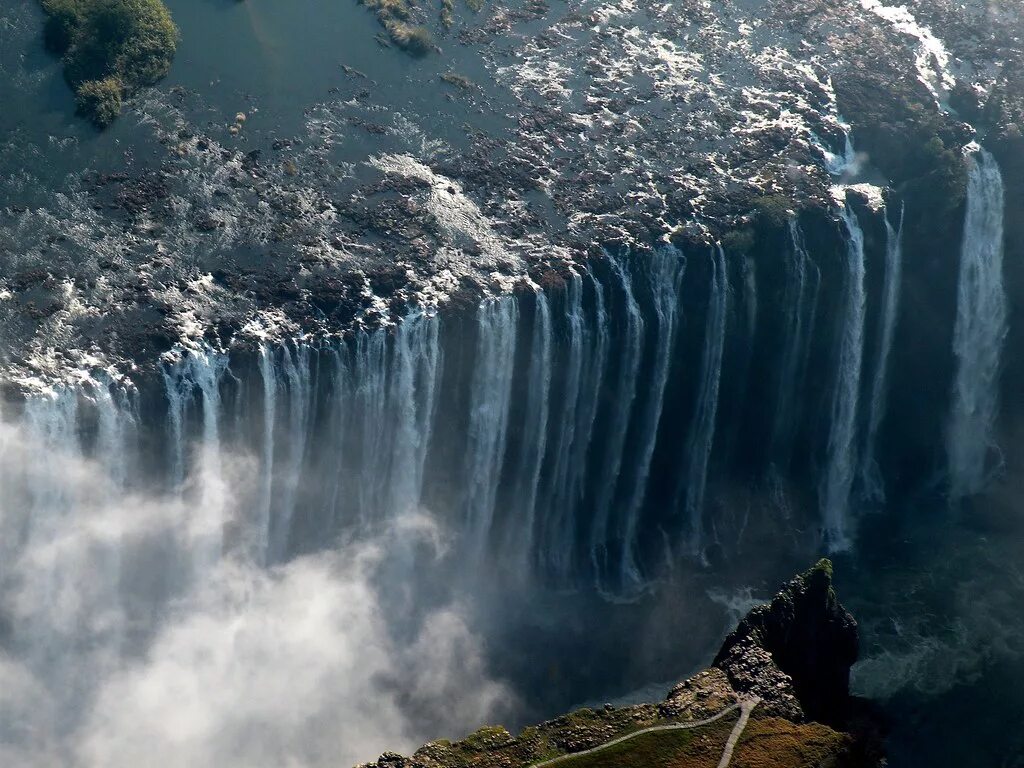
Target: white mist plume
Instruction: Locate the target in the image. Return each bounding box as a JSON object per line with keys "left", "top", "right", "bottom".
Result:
{"left": 0, "top": 415, "right": 512, "bottom": 768}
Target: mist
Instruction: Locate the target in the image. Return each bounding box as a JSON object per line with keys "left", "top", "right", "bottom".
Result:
{"left": 0, "top": 416, "right": 512, "bottom": 768}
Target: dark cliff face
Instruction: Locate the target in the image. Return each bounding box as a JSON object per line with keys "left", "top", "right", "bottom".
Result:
{"left": 714, "top": 559, "right": 859, "bottom": 724}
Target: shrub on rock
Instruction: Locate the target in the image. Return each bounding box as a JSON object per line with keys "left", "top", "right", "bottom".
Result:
{"left": 40, "top": 0, "right": 178, "bottom": 127}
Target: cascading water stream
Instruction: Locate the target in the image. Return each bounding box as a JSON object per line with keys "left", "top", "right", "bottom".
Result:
{"left": 860, "top": 204, "right": 904, "bottom": 503}
{"left": 682, "top": 246, "right": 728, "bottom": 557}
{"left": 353, "top": 330, "right": 389, "bottom": 522}
{"left": 540, "top": 270, "right": 609, "bottom": 581}
{"left": 537, "top": 272, "right": 585, "bottom": 576}
{"left": 163, "top": 349, "right": 231, "bottom": 578}
{"left": 948, "top": 148, "right": 1007, "bottom": 500}
{"left": 771, "top": 221, "right": 820, "bottom": 469}
{"left": 257, "top": 344, "right": 278, "bottom": 563}
{"left": 509, "top": 292, "right": 552, "bottom": 570}
{"left": 616, "top": 247, "right": 685, "bottom": 589}
{"left": 272, "top": 343, "right": 312, "bottom": 563}
{"left": 821, "top": 203, "right": 867, "bottom": 550}
{"left": 463, "top": 297, "right": 519, "bottom": 560}
{"left": 590, "top": 252, "right": 644, "bottom": 582}
{"left": 386, "top": 311, "right": 442, "bottom": 518}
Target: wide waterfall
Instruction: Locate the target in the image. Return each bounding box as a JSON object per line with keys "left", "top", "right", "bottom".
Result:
{"left": 0, "top": 188, "right": 1017, "bottom": 759}
{"left": 821, "top": 203, "right": 868, "bottom": 550}
{"left": 464, "top": 297, "right": 519, "bottom": 560}
{"left": 948, "top": 148, "right": 1007, "bottom": 500}
{"left": 538, "top": 270, "right": 608, "bottom": 582}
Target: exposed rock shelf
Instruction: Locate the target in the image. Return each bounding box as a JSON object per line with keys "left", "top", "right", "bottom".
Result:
{"left": 2, "top": 0, "right": 1021, "bottom": 388}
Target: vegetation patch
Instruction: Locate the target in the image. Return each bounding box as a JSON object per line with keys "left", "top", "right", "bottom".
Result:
{"left": 752, "top": 194, "right": 794, "bottom": 229}
{"left": 537, "top": 720, "right": 736, "bottom": 768}
{"left": 733, "top": 716, "right": 855, "bottom": 768}
{"left": 440, "top": 71, "right": 473, "bottom": 90}
{"left": 40, "top": 0, "right": 178, "bottom": 127}
{"left": 358, "top": 0, "right": 485, "bottom": 54}
{"left": 722, "top": 227, "right": 756, "bottom": 255}
{"left": 359, "top": 0, "right": 434, "bottom": 55}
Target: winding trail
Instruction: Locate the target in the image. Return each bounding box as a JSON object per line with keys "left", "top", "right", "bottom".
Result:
{"left": 528, "top": 697, "right": 760, "bottom": 768}
{"left": 716, "top": 697, "right": 759, "bottom": 768}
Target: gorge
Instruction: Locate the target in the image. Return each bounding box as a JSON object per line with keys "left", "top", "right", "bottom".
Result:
{"left": 2, "top": 0, "right": 1024, "bottom": 765}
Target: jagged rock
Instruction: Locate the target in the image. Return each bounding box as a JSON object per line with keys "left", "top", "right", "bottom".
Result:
{"left": 658, "top": 668, "right": 737, "bottom": 720}
{"left": 713, "top": 558, "right": 859, "bottom": 723}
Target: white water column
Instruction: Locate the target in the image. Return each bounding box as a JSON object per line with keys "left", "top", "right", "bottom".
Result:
{"left": 948, "top": 148, "right": 1007, "bottom": 500}
{"left": 821, "top": 203, "right": 867, "bottom": 550}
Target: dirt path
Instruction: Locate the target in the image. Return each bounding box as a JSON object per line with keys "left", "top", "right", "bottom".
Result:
{"left": 528, "top": 697, "right": 760, "bottom": 768}
{"left": 716, "top": 697, "right": 760, "bottom": 768}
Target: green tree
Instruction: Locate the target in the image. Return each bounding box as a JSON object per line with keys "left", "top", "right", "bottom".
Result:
{"left": 40, "top": 0, "right": 178, "bottom": 127}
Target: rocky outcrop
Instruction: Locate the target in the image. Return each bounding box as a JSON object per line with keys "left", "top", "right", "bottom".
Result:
{"left": 713, "top": 559, "right": 859, "bottom": 724}
{"left": 356, "top": 560, "right": 881, "bottom": 768}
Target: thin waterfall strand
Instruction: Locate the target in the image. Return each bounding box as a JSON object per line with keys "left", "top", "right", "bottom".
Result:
{"left": 821, "top": 204, "right": 867, "bottom": 550}
{"left": 684, "top": 246, "right": 728, "bottom": 556}
{"left": 617, "top": 248, "right": 685, "bottom": 589}
{"left": 590, "top": 253, "right": 644, "bottom": 580}
{"left": 860, "top": 205, "right": 904, "bottom": 503}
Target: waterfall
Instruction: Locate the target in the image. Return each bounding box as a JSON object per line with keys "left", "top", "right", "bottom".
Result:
{"left": 538, "top": 273, "right": 585, "bottom": 575}
{"left": 821, "top": 203, "right": 867, "bottom": 550}
{"left": 617, "top": 247, "right": 685, "bottom": 588}
{"left": 510, "top": 292, "right": 552, "bottom": 568}
{"left": 20, "top": 389, "right": 84, "bottom": 661}
{"left": 257, "top": 344, "right": 278, "bottom": 563}
{"left": 386, "top": 310, "right": 442, "bottom": 518}
{"left": 93, "top": 378, "right": 135, "bottom": 492}
{"left": 948, "top": 148, "right": 1007, "bottom": 500}
{"left": 163, "top": 349, "right": 231, "bottom": 576}
{"left": 463, "top": 296, "right": 519, "bottom": 558}
{"left": 683, "top": 246, "right": 728, "bottom": 556}
{"left": 540, "top": 270, "right": 609, "bottom": 581}
{"left": 324, "top": 344, "right": 350, "bottom": 529}
{"left": 271, "top": 343, "right": 312, "bottom": 563}
{"left": 771, "top": 221, "right": 821, "bottom": 467}
{"left": 353, "top": 329, "right": 389, "bottom": 522}
{"left": 4, "top": 384, "right": 140, "bottom": 728}
{"left": 741, "top": 255, "right": 757, "bottom": 341}
{"left": 590, "top": 252, "right": 644, "bottom": 581}
{"left": 820, "top": 119, "right": 857, "bottom": 177}
{"left": 860, "top": 204, "right": 904, "bottom": 503}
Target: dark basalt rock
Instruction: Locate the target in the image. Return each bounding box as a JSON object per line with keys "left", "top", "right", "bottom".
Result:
{"left": 713, "top": 558, "right": 859, "bottom": 724}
